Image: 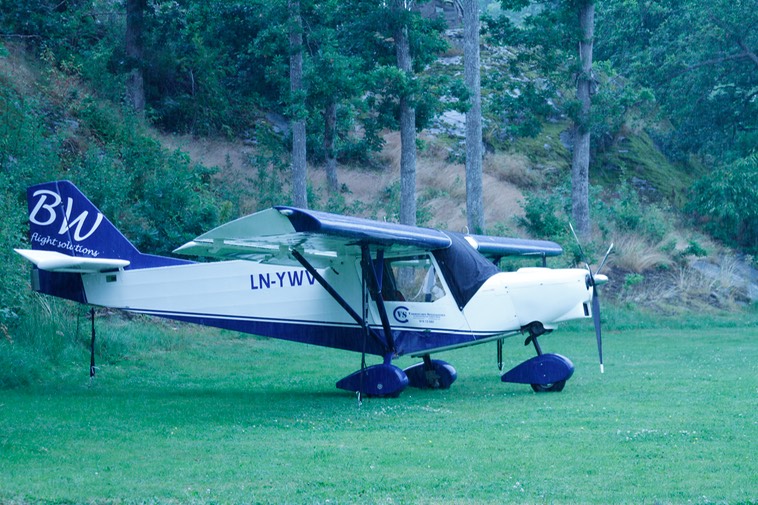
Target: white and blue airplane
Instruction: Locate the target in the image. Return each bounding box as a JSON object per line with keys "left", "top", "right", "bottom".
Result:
{"left": 15, "top": 180, "right": 609, "bottom": 397}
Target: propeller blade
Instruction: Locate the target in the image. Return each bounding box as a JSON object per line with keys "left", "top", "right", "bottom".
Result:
{"left": 569, "top": 222, "right": 609, "bottom": 373}
{"left": 596, "top": 242, "right": 614, "bottom": 276}
{"left": 592, "top": 287, "right": 604, "bottom": 373}
{"left": 569, "top": 222, "right": 588, "bottom": 264}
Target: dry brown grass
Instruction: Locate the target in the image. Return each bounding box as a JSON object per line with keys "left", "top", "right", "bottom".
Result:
{"left": 609, "top": 234, "right": 674, "bottom": 273}
{"left": 162, "top": 129, "right": 527, "bottom": 233}
{"left": 600, "top": 227, "right": 754, "bottom": 311}
{"left": 158, "top": 134, "right": 252, "bottom": 171}
{"left": 158, "top": 134, "right": 266, "bottom": 214}
{"left": 380, "top": 130, "right": 403, "bottom": 171}
{"left": 483, "top": 151, "right": 543, "bottom": 188}
{"left": 325, "top": 132, "right": 525, "bottom": 231}
{"left": 623, "top": 266, "right": 743, "bottom": 313}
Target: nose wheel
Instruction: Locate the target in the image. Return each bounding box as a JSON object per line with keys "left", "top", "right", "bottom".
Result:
{"left": 525, "top": 323, "right": 566, "bottom": 392}
{"left": 500, "top": 321, "right": 574, "bottom": 392}
{"left": 530, "top": 380, "right": 566, "bottom": 393}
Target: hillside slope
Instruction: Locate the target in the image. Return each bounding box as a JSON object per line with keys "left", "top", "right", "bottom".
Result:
{"left": 160, "top": 131, "right": 527, "bottom": 233}
{"left": 2, "top": 41, "right": 755, "bottom": 314}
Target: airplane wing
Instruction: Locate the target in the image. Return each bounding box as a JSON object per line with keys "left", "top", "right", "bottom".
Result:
{"left": 174, "top": 206, "right": 563, "bottom": 267}
{"left": 465, "top": 234, "right": 563, "bottom": 261}
{"left": 174, "top": 207, "right": 453, "bottom": 267}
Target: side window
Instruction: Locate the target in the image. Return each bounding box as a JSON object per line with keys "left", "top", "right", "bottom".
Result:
{"left": 383, "top": 255, "right": 446, "bottom": 303}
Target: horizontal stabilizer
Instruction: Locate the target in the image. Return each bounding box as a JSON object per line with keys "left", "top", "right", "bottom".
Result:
{"left": 15, "top": 249, "right": 130, "bottom": 273}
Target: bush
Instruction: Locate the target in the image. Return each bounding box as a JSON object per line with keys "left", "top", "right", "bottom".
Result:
{"left": 0, "top": 178, "right": 29, "bottom": 322}
{"left": 602, "top": 182, "right": 671, "bottom": 243}
{"left": 66, "top": 97, "right": 222, "bottom": 255}
{"left": 687, "top": 155, "right": 758, "bottom": 254}
{"left": 0, "top": 71, "right": 62, "bottom": 324}
{"left": 518, "top": 189, "right": 570, "bottom": 242}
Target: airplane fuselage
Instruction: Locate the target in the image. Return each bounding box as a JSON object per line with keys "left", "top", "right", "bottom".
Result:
{"left": 77, "top": 256, "right": 594, "bottom": 357}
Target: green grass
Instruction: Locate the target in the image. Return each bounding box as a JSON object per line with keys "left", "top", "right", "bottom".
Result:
{"left": 1, "top": 314, "right": 756, "bottom": 504}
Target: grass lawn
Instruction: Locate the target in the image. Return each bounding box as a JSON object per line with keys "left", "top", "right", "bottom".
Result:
{"left": 1, "top": 318, "right": 756, "bottom": 504}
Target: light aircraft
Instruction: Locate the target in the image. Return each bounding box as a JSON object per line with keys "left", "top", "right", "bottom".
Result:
{"left": 15, "top": 180, "right": 610, "bottom": 397}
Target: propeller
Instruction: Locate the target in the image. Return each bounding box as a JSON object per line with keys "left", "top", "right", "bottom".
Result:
{"left": 569, "top": 223, "right": 613, "bottom": 373}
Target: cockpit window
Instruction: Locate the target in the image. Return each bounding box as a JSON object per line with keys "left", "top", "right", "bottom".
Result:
{"left": 382, "top": 255, "right": 445, "bottom": 303}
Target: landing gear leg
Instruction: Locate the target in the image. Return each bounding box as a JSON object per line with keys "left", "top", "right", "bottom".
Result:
{"left": 525, "top": 327, "right": 566, "bottom": 392}
{"left": 422, "top": 355, "right": 440, "bottom": 389}
{"left": 524, "top": 322, "right": 549, "bottom": 356}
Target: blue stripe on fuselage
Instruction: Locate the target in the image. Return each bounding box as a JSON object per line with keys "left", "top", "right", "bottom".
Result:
{"left": 123, "top": 308, "right": 484, "bottom": 357}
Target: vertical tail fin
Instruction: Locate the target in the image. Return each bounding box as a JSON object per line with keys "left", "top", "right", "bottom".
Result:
{"left": 19, "top": 180, "right": 190, "bottom": 302}
{"left": 27, "top": 180, "right": 141, "bottom": 262}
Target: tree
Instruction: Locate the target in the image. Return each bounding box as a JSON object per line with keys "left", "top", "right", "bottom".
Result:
{"left": 688, "top": 154, "right": 758, "bottom": 253}
{"left": 289, "top": 0, "right": 307, "bottom": 208}
{"left": 392, "top": 0, "right": 418, "bottom": 226}
{"left": 125, "top": 0, "right": 146, "bottom": 114}
{"left": 302, "top": 0, "right": 364, "bottom": 194}
{"left": 168, "top": 0, "right": 451, "bottom": 215}
{"left": 461, "top": 0, "right": 484, "bottom": 233}
{"left": 595, "top": 0, "right": 758, "bottom": 162}
{"left": 492, "top": 0, "right": 597, "bottom": 238}
{"left": 571, "top": 0, "right": 594, "bottom": 239}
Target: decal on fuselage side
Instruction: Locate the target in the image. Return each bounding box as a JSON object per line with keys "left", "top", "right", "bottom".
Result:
{"left": 393, "top": 306, "right": 409, "bottom": 323}
{"left": 392, "top": 305, "right": 446, "bottom": 325}
{"left": 250, "top": 270, "right": 317, "bottom": 290}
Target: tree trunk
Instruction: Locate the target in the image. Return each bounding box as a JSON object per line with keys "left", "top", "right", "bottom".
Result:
{"left": 125, "top": 0, "right": 146, "bottom": 115}
{"left": 571, "top": 0, "right": 594, "bottom": 240}
{"left": 289, "top": 0, "right": 308, "bottom": 208}
{"left": 323, "top": 101, "right": 338, "bottom": 193}
{"left": 393, "top": 1, "right": 417, "bottom": 226}
{"left": 462, "top": 0, "right": 484, "bottom": 234}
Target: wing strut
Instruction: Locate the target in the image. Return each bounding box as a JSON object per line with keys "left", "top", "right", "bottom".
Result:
{"left": 289, "top": 248, "right": 389, "bottom": 353}
{"left": 360, "top": 244, "right": 396, "bottom": 355}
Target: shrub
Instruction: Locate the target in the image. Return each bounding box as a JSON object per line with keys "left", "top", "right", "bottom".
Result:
{"left": 687, "top": 154, "right": 758, "bottom": 254}
{"left": 517, "top": 189, "right": 569, "bottom": 242}
{"left": 603, "top": 182, "right": 671, "bottom": 242}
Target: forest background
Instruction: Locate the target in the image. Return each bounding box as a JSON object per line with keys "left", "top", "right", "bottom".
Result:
{"left": 0, "top": 0, "right": 757, "bottom": 375}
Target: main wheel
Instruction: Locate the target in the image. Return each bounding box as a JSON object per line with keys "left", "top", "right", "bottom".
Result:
{"left": 530, "top": 380, "right": 566, "bottom": 393}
